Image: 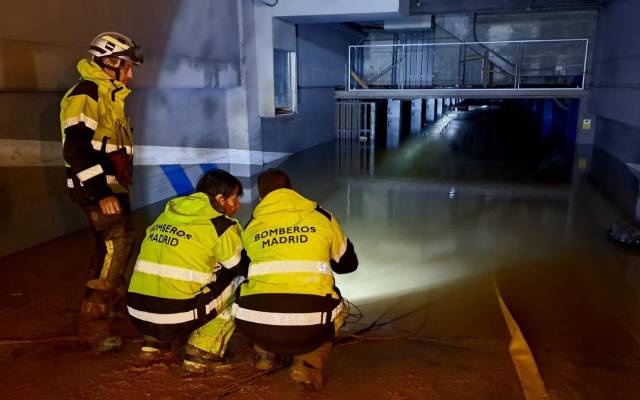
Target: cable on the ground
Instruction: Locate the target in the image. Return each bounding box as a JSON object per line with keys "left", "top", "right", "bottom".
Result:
{"left": 342, "top": 297, "right": 364, "bottom": 325}
{"left": 336, "top": 302, "right": 431, "bottom": 348}
{"left": 350, "top": 298, "right": 402, "bottom": 335}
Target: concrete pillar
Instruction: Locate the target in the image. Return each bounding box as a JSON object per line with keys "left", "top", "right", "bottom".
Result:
{"left": 387, "top": 99, "right": 401, "bottom": 148}
{"left": 571, "top": 97, "right": 596, "bottom": 181}
{"left": 410, "top": 99, "right": 423, "bottom": 136}
{"left": 436, "top": 98, "right": 443, "bottom": 118}
{"left": 426, "top": 98, "right": 436, "bottom": 122}
{"left": 227, "top": 0, "right": 263, "bottom": 188}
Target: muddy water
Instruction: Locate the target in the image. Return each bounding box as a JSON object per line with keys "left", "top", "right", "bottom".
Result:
{"left": 271, "top": 112, "right": 640, "bottom": 397}
{"left": 272, "top": 112, "right": 640, "bottom": 361}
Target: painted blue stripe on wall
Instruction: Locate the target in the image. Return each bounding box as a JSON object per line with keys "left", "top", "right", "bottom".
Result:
{"left": 161, "top": 164, "right": 194, "bottom": 196}
{"left": 200, "top": 163, "right": 218, "bottom": 173}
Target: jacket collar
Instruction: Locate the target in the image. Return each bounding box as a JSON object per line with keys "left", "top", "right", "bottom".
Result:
{"left": 77, "top": 59, "right": 131, "bottom": 101}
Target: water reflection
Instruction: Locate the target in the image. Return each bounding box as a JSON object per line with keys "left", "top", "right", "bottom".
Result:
{"left": 268, "top": 119, "right": 640, "bottom": 357}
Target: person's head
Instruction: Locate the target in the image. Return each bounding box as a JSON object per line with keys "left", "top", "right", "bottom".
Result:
{"left": 196, "top": 170, "right": 243, "bottom": 216}
{"left": 257, "top": 168, "right": 291, "bottom": 199}
{"left": 88, "top": 32, "right": 143, "bottom": 85}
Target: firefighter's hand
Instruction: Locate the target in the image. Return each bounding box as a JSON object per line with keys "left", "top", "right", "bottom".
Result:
{"left": 99, "top": 196, "right": 122, "bottom": 215}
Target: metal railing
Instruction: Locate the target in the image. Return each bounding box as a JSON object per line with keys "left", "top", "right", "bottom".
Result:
{"left": 348, "top": 39, "right": 588, "bottom": 92}
{"left": 335, "top": 101, "right": 377, "bottom": 141}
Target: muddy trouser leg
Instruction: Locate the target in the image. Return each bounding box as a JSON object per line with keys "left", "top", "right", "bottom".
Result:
{"left": 78, "top": 195, "right": 136, "bottom": 348}
{"left": 291, "top": 298, "right": 349, "bottom": 387}
{"left": 187, "top": 309, "right": 236, "bottom": 357}
{"left": 186, "top": 276, "right": 244, "bottom": 357}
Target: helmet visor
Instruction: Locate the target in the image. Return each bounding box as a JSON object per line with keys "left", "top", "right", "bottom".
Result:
{"left": 113, "top": 46, "right": 144, "bottom": 65}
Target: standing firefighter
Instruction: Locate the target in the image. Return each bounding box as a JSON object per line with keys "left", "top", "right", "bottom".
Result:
{"left": 60, "top": 32, "right": 143, "bottom": 352}
{"left": 236, "top": 169, "right": 358, "bottom": 389}
{"left": 127, "top": 170, "right": 247, "bottom": 374}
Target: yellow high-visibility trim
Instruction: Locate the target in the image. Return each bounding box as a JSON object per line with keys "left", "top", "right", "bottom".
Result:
{"left": 219, "top": 246, "right": 243, "bottom": 269}
{"left": 100, "top": 240, "right": 114, "bottom": 281}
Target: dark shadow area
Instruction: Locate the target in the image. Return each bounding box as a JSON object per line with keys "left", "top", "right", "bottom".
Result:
{"left": 338, "top": 98, "right": 580, "bottom": 185}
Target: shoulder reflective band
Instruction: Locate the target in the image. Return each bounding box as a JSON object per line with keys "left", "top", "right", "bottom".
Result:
{"left": 233, "top": 301, "right": 343, "bottom": 327}
{"left": 91, "top": 140, "right": 133, "bottom": 155}
{"left": 248, "top": 260, "right": 333, "bottom": 278}
{"left": 127, "top": 276, "right": 244, "bottom": 325}
{"left": 63, "top": 113, "right": 98, "bottom": 131}
{"left": 134, "top": 260, "right": 214, "bottom": 285}
{"left": 77, "top": 164, "right": 104, "bottom": 182}
{"left": 219, "top": 247, "right": 243, "bottom": 269}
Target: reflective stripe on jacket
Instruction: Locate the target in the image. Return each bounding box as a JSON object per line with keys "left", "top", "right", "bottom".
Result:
{"left": 236, "top": 188, "right": 358, "bottom": 354}
{"left": 127, "top": 192, "right": 245, "bottom": 339}
{"left": 60, "top": 59, "right": 133, "bottom": 201}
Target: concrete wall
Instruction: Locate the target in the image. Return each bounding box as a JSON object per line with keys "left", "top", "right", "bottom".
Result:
{"left": 252, "top": 0, "right": 408, "bottom": 117}
{"left": 262, "top": 23, "right": 362, "bottom": 153}
{"left": 589, "top": 0, "right": 640, "bottom": 218}
{"left": 0, "top": 0, "right": 250, "bottom": 256}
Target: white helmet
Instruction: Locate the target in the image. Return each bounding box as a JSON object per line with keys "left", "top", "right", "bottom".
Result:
{"left": 89, "top": 32, "right": 143, "bottom": 65}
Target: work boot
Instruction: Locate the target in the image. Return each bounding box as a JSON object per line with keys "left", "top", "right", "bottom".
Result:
{"left": 290, "top": 358, "right": 323, "bottom": 390}
{"left": 255, "top": 349, "right": 276, "bottom": 370}
{"left": 138, "top": 336, "right": 173, "bottom": 361}
{"left": 93, "top": 334, "right": 123, "bottom": 353}
{"left": 182, "top": 344, "right": 225, "bottom": 375}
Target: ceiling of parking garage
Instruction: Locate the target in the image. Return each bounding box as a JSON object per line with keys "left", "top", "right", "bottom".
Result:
{"left": 409, "top": 0, "right": 610, "bottom": 14}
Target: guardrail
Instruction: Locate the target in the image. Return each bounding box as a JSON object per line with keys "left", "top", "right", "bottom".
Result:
{"left": 348, "top": 39, "right": 588, "bottom": 92}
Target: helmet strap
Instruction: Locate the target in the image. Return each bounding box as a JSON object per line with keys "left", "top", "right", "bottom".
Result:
{"left": 95, "top": 57, "right": 124, "bottom": 81}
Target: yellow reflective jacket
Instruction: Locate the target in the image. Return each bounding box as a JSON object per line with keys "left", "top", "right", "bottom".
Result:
{"left": 127, "top": 192, "right": 245, "bottom": 339}
{"left": 241, "top": 188, "right": 356, "bottom": 298}
{"left": 60, "top": 59, "right": 134, "bottom": 201}
{"left": 236, "top": 188, "right": 358, "bottom": 355}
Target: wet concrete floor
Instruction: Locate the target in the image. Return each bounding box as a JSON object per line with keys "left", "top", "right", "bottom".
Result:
{"left": 1, "top": 109, "right": 639, "bottom": 398}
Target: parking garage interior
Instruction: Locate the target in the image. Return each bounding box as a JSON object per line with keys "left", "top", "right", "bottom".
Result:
{"left": 1, "top": 0, "right": 639, "bottom": 399}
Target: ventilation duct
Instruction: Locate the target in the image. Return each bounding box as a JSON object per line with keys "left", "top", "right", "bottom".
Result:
{"left": 383, "top": 15, "right": 433, "bottom": 30}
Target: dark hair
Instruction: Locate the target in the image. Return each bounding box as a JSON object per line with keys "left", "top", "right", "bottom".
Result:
{"left": 196, "top": 169, "right": 243, "bottom": 199}
{"left": 257, "top": 168, "right": 291, "bottom": 198}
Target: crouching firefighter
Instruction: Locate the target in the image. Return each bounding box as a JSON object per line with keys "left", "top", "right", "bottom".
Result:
{"left": 235, "top": 168, "right": 358, "bottom": 389}
{"left": 60, "top": 32, "right": 143, "bottom": 352}
{"left": 127, "top": 170, "right": 247, "bottom": 374}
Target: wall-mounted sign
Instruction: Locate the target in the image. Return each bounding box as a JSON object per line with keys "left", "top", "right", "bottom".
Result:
{"left": 582, "top": 119, "right": 592, "bottom": 130}
{"left": 578, "top": 158, "right": 588, "bottom": 170}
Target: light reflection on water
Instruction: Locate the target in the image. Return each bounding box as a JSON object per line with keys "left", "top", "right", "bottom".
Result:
{"left": 267, "top": 134, "right": 640, "bottom": 357}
